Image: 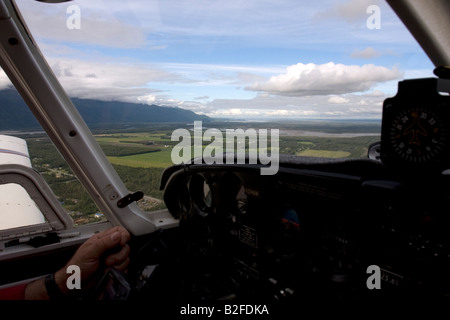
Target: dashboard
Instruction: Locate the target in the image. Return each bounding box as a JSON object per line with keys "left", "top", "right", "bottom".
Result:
{"left": 128, "top": 155, "right": 450, "bottom": 302}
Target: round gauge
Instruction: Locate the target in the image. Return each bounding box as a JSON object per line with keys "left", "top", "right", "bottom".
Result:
{"left": 219, "top": 172, "right": 247, "bottom": 215}
{"left": 189, "top": 174, "right": 213, "bottom": 216}
{"left": 202, "top": 180, "right": 212, "bottom": 208}
{"left": 380, "top": 77, "right": 450, "bottom": 172}
{"left": 387, "top": 106, "right": 449, "bottom": 164}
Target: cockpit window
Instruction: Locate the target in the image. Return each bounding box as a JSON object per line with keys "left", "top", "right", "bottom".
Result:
{"left": 0, "top": 0, "right": 434, "bottom": 225}
{"left": 11, "top": 0, "right": 433, "bottom": 119}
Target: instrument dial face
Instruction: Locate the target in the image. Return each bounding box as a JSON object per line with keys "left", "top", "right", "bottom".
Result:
{"left": 388, "top": 106, "right": 448, "bottom": 164}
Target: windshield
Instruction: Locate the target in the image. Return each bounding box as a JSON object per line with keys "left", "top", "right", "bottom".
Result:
{"left": 0, "top": 0, "right": 434, "bottom": 224}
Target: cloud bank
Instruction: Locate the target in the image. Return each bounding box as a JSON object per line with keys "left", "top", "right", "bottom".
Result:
{"left": 0, "top": 58, "right": 399, "bottom": 120}
{"left": 247, "top": 62, "right": 402, "bottom": 96}
{"left": 3, "top": 0, "right": 428, "bottom": 120}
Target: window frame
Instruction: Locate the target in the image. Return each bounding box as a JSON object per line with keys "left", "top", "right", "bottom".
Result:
{"left": 0, "top": 0, "right": 178, "bottom": 245}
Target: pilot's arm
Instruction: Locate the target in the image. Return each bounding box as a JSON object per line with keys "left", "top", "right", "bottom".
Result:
{"left": 0, "top": 226, "right": 130, "bottom": 300}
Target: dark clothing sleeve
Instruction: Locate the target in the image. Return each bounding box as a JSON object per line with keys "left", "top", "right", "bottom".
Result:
{"left": 0, "top": 283, "right": 27, "bottom": 300}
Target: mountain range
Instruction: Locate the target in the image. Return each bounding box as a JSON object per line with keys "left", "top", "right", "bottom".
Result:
{"left": 0, "top": 89, "right": 210, "bottom": 130}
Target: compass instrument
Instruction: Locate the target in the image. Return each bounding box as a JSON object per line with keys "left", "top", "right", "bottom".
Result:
{"left": 381, "top": 77, "right": 450, "bottom": 173}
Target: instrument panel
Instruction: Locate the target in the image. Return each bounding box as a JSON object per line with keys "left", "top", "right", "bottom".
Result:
{"left": 130, "top": 158, "right": 450, "bottom": 302}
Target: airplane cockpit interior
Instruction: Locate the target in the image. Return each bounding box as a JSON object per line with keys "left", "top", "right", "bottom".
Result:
{"left": 1, "top": 0, "right": 450, "bottom": 311}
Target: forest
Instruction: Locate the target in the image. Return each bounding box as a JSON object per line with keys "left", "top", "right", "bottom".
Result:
{"left": 27, "top": 137, "right": 166, "bottom": 225}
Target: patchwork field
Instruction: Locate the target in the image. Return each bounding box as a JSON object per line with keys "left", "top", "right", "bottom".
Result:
{"left": 27, "top": 121, "right": 381, "bottom": 223}
{"left": 295, "top": 150, "right": 352, "bottom": 158}
{"left": 94, "top": 127, "right": 380, "bottom": 168}
{"left": 108, "top": 149, "right": 174, "bottom": 168}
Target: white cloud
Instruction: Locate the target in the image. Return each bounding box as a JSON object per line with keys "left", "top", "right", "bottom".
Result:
{"left": 351, "top": 47, "right": 401, "bottom": 59}
{"left": 351, "top": 47, "right": 382, "bottom": 59}
{"left": 247, "top": 62, "right": 402, "bottom": 96}
{"left": 137, "top": 95, "right": 157, "bottom": 104}
{"left": 364, "top": 90, "right": 386, "bottom": 97}
{"left": 45, "top": 58, "right": 180, "bottom": 102}
{"left": 265, "top": 110, "right": 319, "bottom": 117}
{"left": 16, "top": 1, "right": 148, "bottom": 49}
{"left": 203, "top": 90, "right": 387, "bottom": 119}
{"left": 0, "top": 69, "right": 12, "bottom": 90}
{"left": 358, "top": 99, "right": 368, "bottom": 106}
{"left": 229, "top": 108, "right": 242, "bottom": 115}
{"left": 207, "top": 108, "right": 261, "bottom": 117}
{"left": 328, "top": 96, "right": 350, "bottom": 104}
{"left": 315, "top": 0, "right": 382, "bottom": 24}
{"left": 194, "top": 96, "right": 210, "bottom": 100}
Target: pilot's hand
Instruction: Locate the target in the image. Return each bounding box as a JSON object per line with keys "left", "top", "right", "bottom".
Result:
{"left": 55, "top": 226, "right": 131, "bottom": 296}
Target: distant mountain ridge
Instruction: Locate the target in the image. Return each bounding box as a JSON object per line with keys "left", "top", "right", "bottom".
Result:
{"left": 0, "top": 89, "right": 210, "bottom": 130}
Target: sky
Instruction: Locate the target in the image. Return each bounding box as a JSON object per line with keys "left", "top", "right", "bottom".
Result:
{"left": 1, "top": 0, "right": 435, "bottom": 120}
